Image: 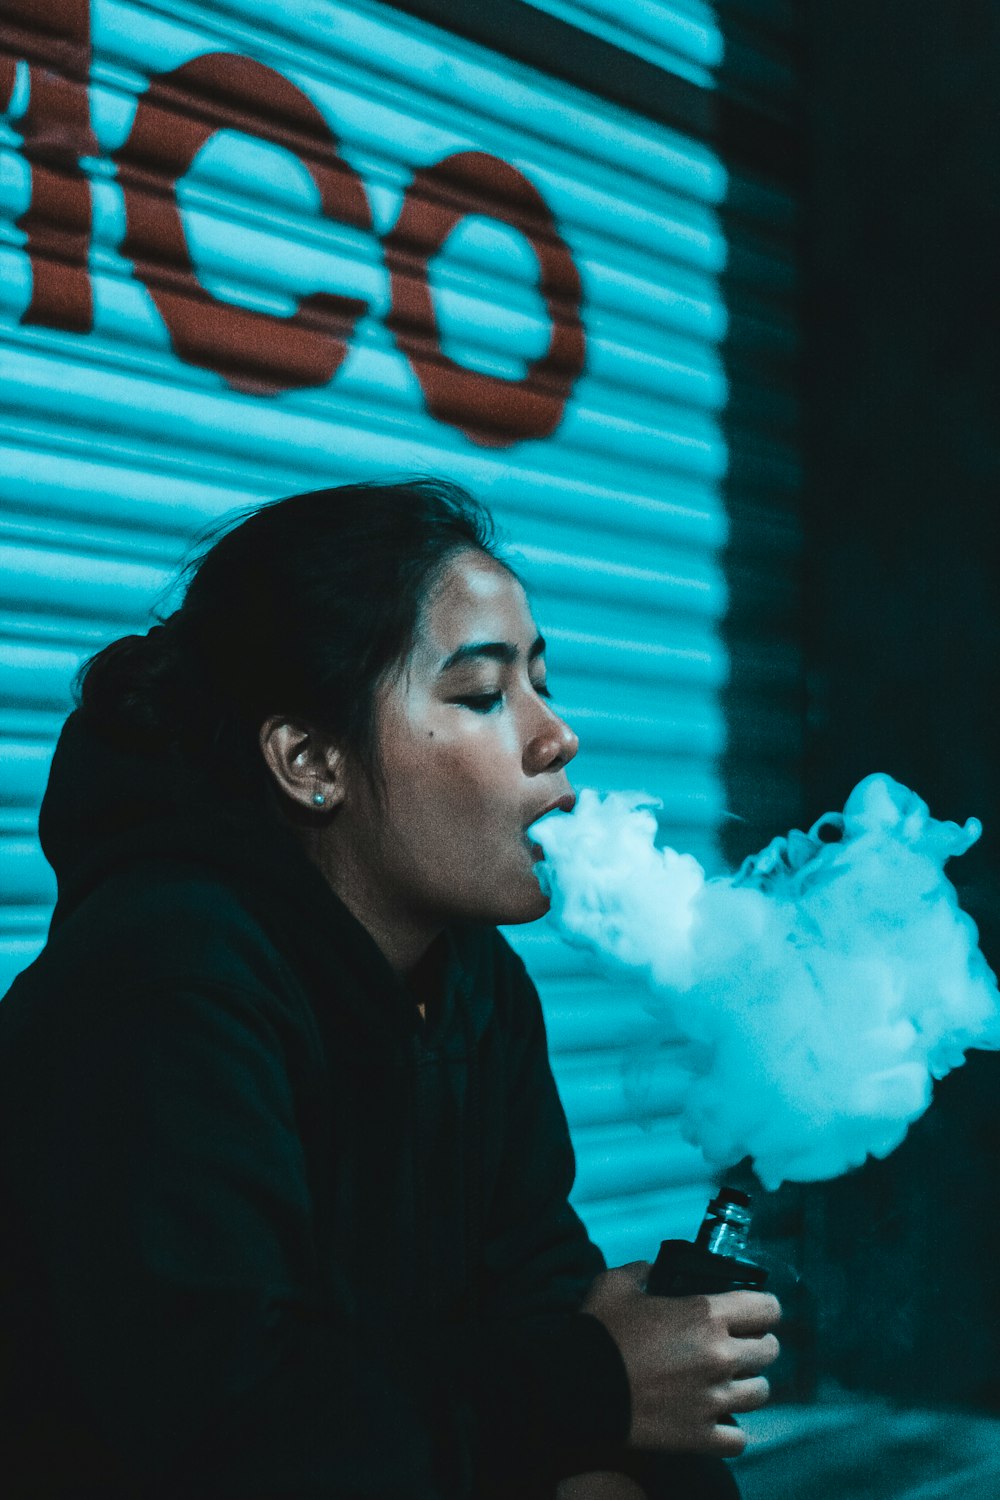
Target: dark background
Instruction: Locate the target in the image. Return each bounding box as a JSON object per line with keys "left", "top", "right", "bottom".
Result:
{"left": 790, "top": 0, "right": 1000, "bottom": 1408}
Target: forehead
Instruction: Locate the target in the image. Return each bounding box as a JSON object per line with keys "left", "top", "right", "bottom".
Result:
{"left": 419, "top": 550, "right": 536, "bottom": 656}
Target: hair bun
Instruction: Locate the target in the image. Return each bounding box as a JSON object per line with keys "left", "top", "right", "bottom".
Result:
{"left": 77, "top": 621, "right": 188, "bottom": 749}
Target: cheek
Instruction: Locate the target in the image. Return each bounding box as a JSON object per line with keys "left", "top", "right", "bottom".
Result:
{"left": 407, "top": 724, "right": 513, "bottom": 810}
{"left": 421, "top": 751, "right": 506, "bottom": 838}
{"left": 376, "top": 699, "right": 524, "bottom": 862}
{"left": 389, "top": 750, "right": 521, "bottom": 884}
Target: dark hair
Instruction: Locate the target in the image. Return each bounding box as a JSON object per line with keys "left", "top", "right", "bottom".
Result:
{"left": 78, "top": 478, "right": 503, "bottom": 795}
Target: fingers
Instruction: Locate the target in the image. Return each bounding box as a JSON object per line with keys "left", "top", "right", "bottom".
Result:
{"left": 729, "top": 1331, "right": 780, "bottom": 1378}
{"left": 590, "top": 1273, "right": 781, "bottom": 1457}
{"left": 698, "top": 1378, "right": 771, "bottom": 1459}
{"left": 677, "top": 1414, "right": 753, "bottom": 1460}
{"left": 720, "top": 1374, "right": 772, "bottom": 1415}
{"left": 713, "top": 1290, "right": 782, "bottom": 1336}
{"left": 708, "top": 1420, "right": 750, "bottom": 1459}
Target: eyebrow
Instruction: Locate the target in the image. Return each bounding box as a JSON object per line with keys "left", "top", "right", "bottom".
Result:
{"left": 439, "top": 635, "right": 546, "bottom": 672}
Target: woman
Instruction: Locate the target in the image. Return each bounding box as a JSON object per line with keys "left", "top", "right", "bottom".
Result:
{"left": 0, "top": 479, "right": 779, "bottom": 1498}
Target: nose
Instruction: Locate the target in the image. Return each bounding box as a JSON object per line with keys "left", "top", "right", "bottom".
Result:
{"left": 523, "top": 699, "right": 579, "bottom": 775}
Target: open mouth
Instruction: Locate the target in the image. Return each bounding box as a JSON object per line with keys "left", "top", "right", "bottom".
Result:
{"left": 523, "top": 829, "right": 545, "bottom": 861}
{"left": 524, "top": 793, "right": 577, "bottom": 859}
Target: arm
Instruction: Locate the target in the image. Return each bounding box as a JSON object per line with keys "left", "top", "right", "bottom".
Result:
{"left": 463, "top": 943, "right": 780, "bottom": 1471}
{"left": 454, "top": 943, "right": 633, "bottom": 1483}
{"left": 480, "top": 950, "right": 605, "bottom": 1315}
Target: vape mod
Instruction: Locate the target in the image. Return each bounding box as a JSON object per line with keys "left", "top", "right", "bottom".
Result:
{"left": 646, "top": 1187, "right": 769, "bottom": 1297}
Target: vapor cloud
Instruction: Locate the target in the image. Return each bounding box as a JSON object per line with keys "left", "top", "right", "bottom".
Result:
{"left": 532, "top": 775, "right": 1000, "bottom": 1188}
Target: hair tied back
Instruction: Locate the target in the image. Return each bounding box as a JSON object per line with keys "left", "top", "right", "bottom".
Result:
{"left": 78, "top": 617, "right": 190, "bottom": 750}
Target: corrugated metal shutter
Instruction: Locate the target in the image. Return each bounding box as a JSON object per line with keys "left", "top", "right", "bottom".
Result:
{"left": 0, "top": 0, "right": 801, "bottom": 1266}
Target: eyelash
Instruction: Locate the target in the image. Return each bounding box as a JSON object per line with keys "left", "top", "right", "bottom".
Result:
{"left": 456, "top": 683, "right": 552, "bottom": 713}
{"left": 457, "top": 693, "right": 502, "bottom": 713}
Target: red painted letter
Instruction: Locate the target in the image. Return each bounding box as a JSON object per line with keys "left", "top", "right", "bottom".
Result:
{"left": 384, "top": 151, "right": 586, "bottom": 448}
{"left": 0, "top": 0, "right": 97, "bottom": 332}
{"left": 114, "top": 52, "right": 372, "bottom": 396}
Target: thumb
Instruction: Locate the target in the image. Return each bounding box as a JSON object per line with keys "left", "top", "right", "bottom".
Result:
{"left": 583, "top": 1259, "right": 652, "bottom": 1313}
{"left": 607, "top": 1259, "right": 651, "bottom": 1288}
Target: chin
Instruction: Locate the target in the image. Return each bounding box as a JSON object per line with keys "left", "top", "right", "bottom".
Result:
{"left": 491, "top": 878, "right": 550, "bottom": 926}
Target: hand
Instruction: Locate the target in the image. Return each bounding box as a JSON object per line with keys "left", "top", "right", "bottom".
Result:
{"left": 581, "top": 1262, "right": 781, "bottom": 1457}
{"left": 556, "top": 1474, "right": 647, "bottom": 1500}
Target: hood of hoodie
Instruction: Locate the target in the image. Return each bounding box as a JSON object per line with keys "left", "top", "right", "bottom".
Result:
{"left": 41, "top": 711, "right": 288, "bottom": 927}
{"left": 37, "top": 711, "right": 495, "bottom": 1047}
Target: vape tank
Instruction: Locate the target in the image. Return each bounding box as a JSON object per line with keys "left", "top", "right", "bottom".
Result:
{"left": 646, "top": 1187, "right": 769, "bottom": 1297}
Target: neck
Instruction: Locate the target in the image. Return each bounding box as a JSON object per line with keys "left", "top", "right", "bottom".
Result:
{"left": 298, "top": 824, "right": 442, "bottom": 977}
{"left": 338, "top": 892, "right": 441, "bottom": 977}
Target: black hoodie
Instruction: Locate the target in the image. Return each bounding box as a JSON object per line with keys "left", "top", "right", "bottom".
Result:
{"left": 0, "top": 713, "right": 631, "bottom": 1498}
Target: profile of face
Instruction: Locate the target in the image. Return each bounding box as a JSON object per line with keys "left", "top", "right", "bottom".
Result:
{"left": 352, "top": 548, "right": 578, "bottom": 932}
{"left": 263, "top": 547, "right": 579, "bottom": 961}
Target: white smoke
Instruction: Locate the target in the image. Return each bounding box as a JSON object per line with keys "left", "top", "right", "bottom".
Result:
{"left": 531, "top": 775, "right": 1000, "bottom": 1189}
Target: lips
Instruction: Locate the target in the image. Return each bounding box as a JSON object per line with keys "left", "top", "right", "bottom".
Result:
{"left": 528, "top": 791, "right": 577, "bottom": 825}
{"left": 524, "top": 792, "right": 577, "bottom": 862}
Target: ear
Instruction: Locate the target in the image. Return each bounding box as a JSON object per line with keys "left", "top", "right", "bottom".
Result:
{"left": 259, "top": 716, "right": 347, "bottom": 812}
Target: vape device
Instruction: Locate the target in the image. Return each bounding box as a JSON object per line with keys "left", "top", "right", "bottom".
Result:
{"left": 646, "top": 1187, "right": 769, "bottom": 1297}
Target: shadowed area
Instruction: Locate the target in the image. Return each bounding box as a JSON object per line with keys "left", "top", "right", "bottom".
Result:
{"left": 735, "top": 1389, "right": 1000, "bottom": 1499}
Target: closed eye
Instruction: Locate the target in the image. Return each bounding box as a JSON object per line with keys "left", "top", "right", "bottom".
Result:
{"left": 454, "top": 692, "right": 503, "bottom": 713}
{"left": 453, "top": 680, "right": 551, "bottom": 712}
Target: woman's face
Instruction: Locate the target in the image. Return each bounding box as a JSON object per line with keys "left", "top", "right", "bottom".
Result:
{"left": 340, "top": 548, "right": 578, "bottom": 935}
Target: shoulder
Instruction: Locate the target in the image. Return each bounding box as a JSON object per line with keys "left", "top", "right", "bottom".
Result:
{"left": 4, "top": 861, "right": 298, "bottom": 1028}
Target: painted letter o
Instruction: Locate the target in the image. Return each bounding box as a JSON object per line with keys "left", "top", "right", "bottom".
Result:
{"left": 383, "top": 150, "right": 585, "bottom": 448}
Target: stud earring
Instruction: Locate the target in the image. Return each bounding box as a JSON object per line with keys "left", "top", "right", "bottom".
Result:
{"left": 312, "top": 792, "right": 325, "bottom": 807}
